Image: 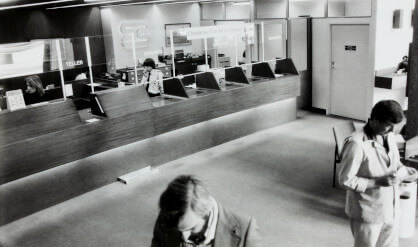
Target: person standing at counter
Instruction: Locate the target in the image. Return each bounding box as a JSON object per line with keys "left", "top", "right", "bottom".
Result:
{"left": 24, "top": 75, "right": 46, "bottom": 105}
{"left": 141, "top": 58, "right": 164, "bottom": 97}
{"left": 338, "top": 100, "right": 417, "bottom": 247}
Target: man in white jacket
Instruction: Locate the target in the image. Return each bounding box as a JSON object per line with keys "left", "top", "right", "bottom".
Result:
{"left": 338, "top": 100, "right": 417, "bottom": 247}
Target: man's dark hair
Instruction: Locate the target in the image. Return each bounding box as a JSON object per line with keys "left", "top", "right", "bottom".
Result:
{"left": 402, "top": 55, "right": 408, "bottom": 60}
{"left": 143, "top": 58, "right": 156, "bottom": 69}
{"left": 158, "top": 175, "right": 212, "bottom": 228}
{"left": 370, "top": 100, "right": 404, "bottom": 124}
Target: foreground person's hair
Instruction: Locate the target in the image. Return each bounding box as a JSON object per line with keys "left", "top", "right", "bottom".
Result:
{"left": 370, "top": 100, "right": 404, "bottom": 124}
{"left": 159, "top": 175, "right": 212, "bottom": 228}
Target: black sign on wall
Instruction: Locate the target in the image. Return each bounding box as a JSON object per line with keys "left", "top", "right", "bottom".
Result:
{"left": 345, "top": 45, "right": 357, "bottom": 51}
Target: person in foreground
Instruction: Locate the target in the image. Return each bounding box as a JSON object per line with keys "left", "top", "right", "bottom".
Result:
{"left": 338, "top": 100, "right": 417, "bottom": 247}
{"left": 151, "top": 175, "right": 260, "bottom": 247}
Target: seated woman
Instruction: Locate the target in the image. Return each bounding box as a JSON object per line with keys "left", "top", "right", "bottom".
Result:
{"left": 24, "top": 75, "right": 46, "bottom": 105}
{"left": 141, "top": 58, "right": 164, "bottom": 97}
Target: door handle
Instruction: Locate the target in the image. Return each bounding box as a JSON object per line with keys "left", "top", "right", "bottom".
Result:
{"left": 331, "top": 61, "right": 335, "bottom": 69}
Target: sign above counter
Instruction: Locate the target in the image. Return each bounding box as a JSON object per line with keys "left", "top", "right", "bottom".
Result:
{"left": 178, "top": 23, "right": 254, "bottom": 40}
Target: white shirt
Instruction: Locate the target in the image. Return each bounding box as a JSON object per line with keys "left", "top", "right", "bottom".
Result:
{"left": 75, "top": 73, "right": 87, "bottom": 81}
{"left": 141, "top": 69, "right": 164, "bottom": 94}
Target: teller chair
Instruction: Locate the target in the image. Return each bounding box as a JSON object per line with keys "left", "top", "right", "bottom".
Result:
{"left": 332, "top": 121, "right": 356, "bottom": 187}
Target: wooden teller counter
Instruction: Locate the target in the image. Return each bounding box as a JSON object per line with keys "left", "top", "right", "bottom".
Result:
{"left": 0, "top": 59, "right": 300, "bottom": 225}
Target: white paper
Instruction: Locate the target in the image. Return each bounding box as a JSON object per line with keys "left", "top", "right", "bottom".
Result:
{"left": 6, "top": 89, "right": 26, "bottom": 111}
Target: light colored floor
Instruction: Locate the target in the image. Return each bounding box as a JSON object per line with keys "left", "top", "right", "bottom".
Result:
{"left": 1, "top": 111, "right": 417, "bottom": 247}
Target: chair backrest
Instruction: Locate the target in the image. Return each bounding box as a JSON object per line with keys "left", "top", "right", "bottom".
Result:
{"left": 333, "top": 121, "right": 356, "bottom": 159}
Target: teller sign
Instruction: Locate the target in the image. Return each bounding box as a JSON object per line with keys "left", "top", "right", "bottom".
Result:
{"left": 6, "top": 89, "right": 26, "bottom": 111}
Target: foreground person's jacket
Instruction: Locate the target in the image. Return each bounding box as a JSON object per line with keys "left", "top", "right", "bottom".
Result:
{"left": 151, "top": 203, "right": 260, "bottom": 247}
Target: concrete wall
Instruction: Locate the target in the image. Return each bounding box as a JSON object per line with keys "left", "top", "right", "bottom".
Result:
{"left": 201, "top": 2, "right": 224, "bottom": 19}
{"left": 345, "top": 0, "right": 372, "bottom": 17}
{"left": 289, "top": 0, "right": 326, "bottom": 18}
{"left": 201, "top": 2, "right": 251, "bottom": 20}
{"left": 374, "top": 0, "right": 414, "bottom": 71}
{"left": 406, "top": 4, "right": 418, "bottom": 140}
{"left": 288, "top": 18, "right": 307, "bottom": 71}
{"left": 328, "top": 1, "right": 345, "bottom": 17}
{"left": 255, "top": 0, "right": 287, "bottom": 19}
{"left": 225, "top": 2, "right": 251, "bottom": 19}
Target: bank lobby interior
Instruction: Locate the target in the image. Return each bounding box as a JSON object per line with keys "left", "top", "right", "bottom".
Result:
{"left": 0, "top": 0, "right": 417, "bottom": 246}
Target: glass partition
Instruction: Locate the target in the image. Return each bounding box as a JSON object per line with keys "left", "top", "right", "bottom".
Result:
{"left": 89, "top": 34, "right": 120, "bottom": 88}
{"left": 214, "top": 20, "right": 253, "bottom": 67}
{"left": 201, "top": 2, "right": 224, "bottom": 20}
{"left": 0, "top": 38, "right": 66, "bottom": 110}
{"left": 59, "top": 36, "right": 91, "bottom": 113}
{"left": 260, "top": 21, "right": 287, "bottom": 61}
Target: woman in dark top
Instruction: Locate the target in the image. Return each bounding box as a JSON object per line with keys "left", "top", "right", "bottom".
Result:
{"left": 24, "top": 75, "right": 46, "bottom": 105}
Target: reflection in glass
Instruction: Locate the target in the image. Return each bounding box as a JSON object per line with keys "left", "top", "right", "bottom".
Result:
{"left": 261, "top": 22, "right": 286, "bottom": 61}
{"left": 0, "top": 39, "right": 67, "bottom": 108}
{"left": 0, "top": 39, "right": 61, "bottom": 80}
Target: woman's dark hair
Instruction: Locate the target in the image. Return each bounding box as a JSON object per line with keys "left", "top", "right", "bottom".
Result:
{"left": 143, "top": 58, "right": 156, "bottom": 69}
{"left": 370, "top": 100, "right": 404, "bottom": 124}
{"left": 158, "top": 175, "right": 212, "bottom": 229}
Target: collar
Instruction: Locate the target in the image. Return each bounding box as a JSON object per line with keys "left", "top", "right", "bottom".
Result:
{"left": 363, "top": 122, "right": 375, "bottom": 141}
{"left": 182, "top": 196, "right": 219, "bottom": 245}
{"left": 362, "top": 123, "right": 394, "bottom": 154}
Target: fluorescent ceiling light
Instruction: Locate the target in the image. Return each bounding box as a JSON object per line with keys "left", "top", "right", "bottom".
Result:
{"left": 157, "top": 1, "right": 199, "bottom": 6}
{"left": 111, "top": 0, "right": 174, "bottom": 7}
{"left": 233, "top": 1, "right": 249, "bottom": 5}
{"left": 47, "top": 0, "right": 134, "bottom": 9}
{"left": 0, "top": 0, "right": 76, "bottom": 10}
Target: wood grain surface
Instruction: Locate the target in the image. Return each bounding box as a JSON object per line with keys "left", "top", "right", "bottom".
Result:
{"left": 0, "top": 75, "right": 299, "bottom": 184}
{"left": 0, "top": 100, "right": 82, "bottom": 146}
{"left": 96, "top": 86, "right": 153, "bottom": 118}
